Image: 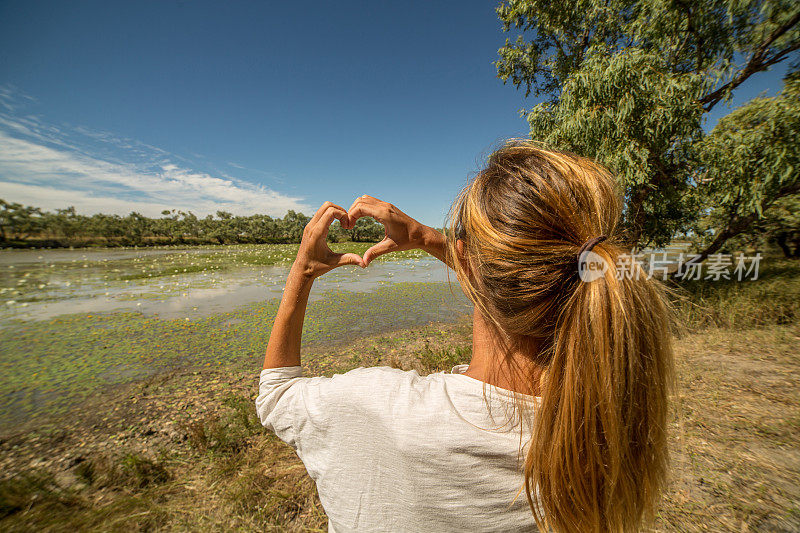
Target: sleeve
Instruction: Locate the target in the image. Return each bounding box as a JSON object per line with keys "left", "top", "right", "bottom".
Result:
{"left": 255, "top": 366, "right": 308, "bottom": 449}
{"left": 255, "top": 365, "right": 416, "bottom": 480}
{"left": 256, "top": 365, "right": 360, "bottom": 477}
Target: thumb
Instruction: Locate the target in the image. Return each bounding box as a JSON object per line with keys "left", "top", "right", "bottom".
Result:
{"left": 363, "top": 238, "right": 395, "bottom": 266}
{"left": 332, "top": 252, "right": 366, "bottom": 269}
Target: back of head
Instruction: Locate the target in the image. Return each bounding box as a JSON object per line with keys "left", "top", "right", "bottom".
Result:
{"left": 446, "top": 139, "right": 674, "bottom": 533}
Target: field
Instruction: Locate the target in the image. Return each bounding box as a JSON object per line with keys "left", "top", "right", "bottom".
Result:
{"left": 0, "top": 246, "right": 797, "bottom": 532}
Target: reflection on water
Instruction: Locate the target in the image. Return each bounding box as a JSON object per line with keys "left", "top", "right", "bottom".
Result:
{"left": 0, "top": 247, "right": 219, "bottom": 265}
{"left": 0, "top": 242, "right": 694, "bottom": 323}
{"left": 1, "top": 257, "right": 458, "bottom": 321}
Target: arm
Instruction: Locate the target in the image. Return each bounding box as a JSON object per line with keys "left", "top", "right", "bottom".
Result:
{"left": 419, "top": 226, "right": 449, "bottom": 267}
{"left": 263, "top": 201, "right": 364, "bottom": 370}
{"left": 262, "top": 267, "right": 313, "bottom": 369}
{"left": 347, "top": 195, "right": 452, "bottom": 269}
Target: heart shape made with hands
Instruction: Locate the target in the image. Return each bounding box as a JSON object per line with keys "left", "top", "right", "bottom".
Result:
{"left": 313, "top": 195, "right": 416, "bottom": 271}
{"left": 343, "top": 194, "right": 419, "bottom": 268}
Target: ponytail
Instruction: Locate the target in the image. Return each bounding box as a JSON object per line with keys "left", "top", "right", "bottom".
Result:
{"left": 525, "top": 246, "right": 673, "bottom": 532}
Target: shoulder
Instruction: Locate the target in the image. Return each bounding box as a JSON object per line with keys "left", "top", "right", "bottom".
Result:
{"left": 259, "top": 365, "right": 474, "bottom": 418}
{"left": 301, "top": 366, "right": 474, "bottom": 415}
{"left": 312, "top": 366, "right": 426, "bottom": 397}
{"left": 331, "top": 365, "right": 423, "bottom": 381}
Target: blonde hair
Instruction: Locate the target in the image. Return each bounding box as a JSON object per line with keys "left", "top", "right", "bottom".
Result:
{"left": 445, "top": 140, "right": 674, "bottom": 533}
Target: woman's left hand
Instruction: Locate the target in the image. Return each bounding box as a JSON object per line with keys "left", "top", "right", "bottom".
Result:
{"left": 292, "top": 201, "right": 366, "bottom": 279}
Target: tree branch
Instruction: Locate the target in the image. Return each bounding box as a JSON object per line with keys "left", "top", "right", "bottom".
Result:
{"left": 700, "top": 10, "right": 800, "bottom": 111}
{"left": 691, "top": 181, "right": 800, "bottom": 264}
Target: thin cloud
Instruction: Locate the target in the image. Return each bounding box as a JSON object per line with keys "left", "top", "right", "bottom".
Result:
{"left": 0, "top": 131, "right": 310, "bottom": 217}
{"left": 0, "top": 181, "right": 184, "bottom": 216}
{"left": 0, "top": 88, "right": 311, "bottom": 217}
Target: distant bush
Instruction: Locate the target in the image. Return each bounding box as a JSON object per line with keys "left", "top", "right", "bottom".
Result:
{"left": 672, "top": 256, "right": 800, "bottom": 330}
{"left": 0, "top": 200, "right": 388, "bottom": 248}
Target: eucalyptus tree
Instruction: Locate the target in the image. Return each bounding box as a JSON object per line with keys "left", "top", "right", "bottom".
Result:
{"left": 247, "top": 214, "right": 278, "bottom": 243}
{"left": 51, "top": 206, "right": 81, "bottom": 241}
{"left": 0, "top": 200, "right": 43, "bottom": 241}
{"left": 279, "top": 210, "right": 311, "bottom": 243}
{"left": 348, "top": 217, "right": 385, "bottom": 242}
{"left": 152, "top": 209, "right": 179, "bottom": 240}
{"left": 0, "top": 201, "right": 388, "bottom": 247}
{"left": 692, "top": 72, "right": 799, "bottom": 261}
{"left": 123, "top": 212, "right": 151, "bottom": 245}
{"left": 326, "top": 219, "right": 349, "bottom": 243}
{"left": 763, "top": 197, "right": 800, "bottom": 258}
{"left": 177, "top": 211, "right": 201, "bottom": 240}
{"left": 88, "top": 213, "right": 125, "bottom": 241}
{"left": 495, "top": 0, "right": 800, "bottom": 250}
{"left": 722, "top": 196, "right": 800, "bottom": 258}
{"left": 204, "top": 211, "right": 237, "bottom": 244}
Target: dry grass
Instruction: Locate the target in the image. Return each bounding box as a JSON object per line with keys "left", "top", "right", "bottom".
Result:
{"left": 654, "top": 325, "right": 800, "bottom": 532}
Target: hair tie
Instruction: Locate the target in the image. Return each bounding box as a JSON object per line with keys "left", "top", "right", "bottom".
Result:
{"left": 577, "top": 235, "right": 607, "bottom": 260}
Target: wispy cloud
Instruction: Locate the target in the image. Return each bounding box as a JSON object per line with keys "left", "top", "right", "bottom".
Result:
{"left": 0, "top": 86, "right": 310, "bottom": 217}
{"left": 0, "top": 85, "right": 36, "bottom": 114}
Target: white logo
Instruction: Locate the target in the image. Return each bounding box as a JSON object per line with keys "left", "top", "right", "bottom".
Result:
{"left": 578, "top": 250, "right": 608, "bottom": 283}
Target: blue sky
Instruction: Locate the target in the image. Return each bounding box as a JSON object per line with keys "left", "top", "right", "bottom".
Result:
{"left": 0, "top": 1, "right": 793, "bottom": 227}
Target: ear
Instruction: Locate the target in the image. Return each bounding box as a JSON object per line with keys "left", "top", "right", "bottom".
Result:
{"left": 455, "top": 238, "right": 472, "bottom": 279}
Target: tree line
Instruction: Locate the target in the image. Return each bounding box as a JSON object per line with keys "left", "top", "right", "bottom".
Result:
{"left": 0, "top": 202, "right": 391, "bottom": 248}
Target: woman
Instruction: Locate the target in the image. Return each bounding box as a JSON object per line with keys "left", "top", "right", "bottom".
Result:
{"left": 256, "top": 140, "right": 674, "bottom": 532}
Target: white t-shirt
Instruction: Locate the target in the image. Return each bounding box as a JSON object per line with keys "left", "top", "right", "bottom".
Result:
{"left": 256, "top": 364, "right": 541, "bottom": 532}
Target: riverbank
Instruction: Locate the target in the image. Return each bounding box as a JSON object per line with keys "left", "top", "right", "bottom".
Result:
{"left": 0, "top": 318, "right": 474, "bottom": 530}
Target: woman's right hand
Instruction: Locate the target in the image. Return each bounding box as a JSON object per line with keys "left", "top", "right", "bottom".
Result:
{"left": 347, "top": 195, "right": 445, "bottom": 266}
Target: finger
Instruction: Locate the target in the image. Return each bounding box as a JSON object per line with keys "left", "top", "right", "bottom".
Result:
{"left": 307, "top": 202, "right": 331, "bottom": 227}
{"left": 314, "top": 206, "right": 349, "bottom": 239}
{"left": 363, "top": 237, "right": 396, "bottom": 266}
{"left": 318, "top": 205, "right": 348, "bottom": 229}
{"left": 308, "top": 201, "right": 348, "bottom": 227}
{"left": 347, "top": 201, "right": 387, "bottom": 227}
{"left": 346, "top": 195, "right": 383, "bottom": 228}
{"left": 347, "top": 194, "right": 378, "bottom": 211}
{"left": 329, "top": 252, "right": 366, "bottom": 269}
